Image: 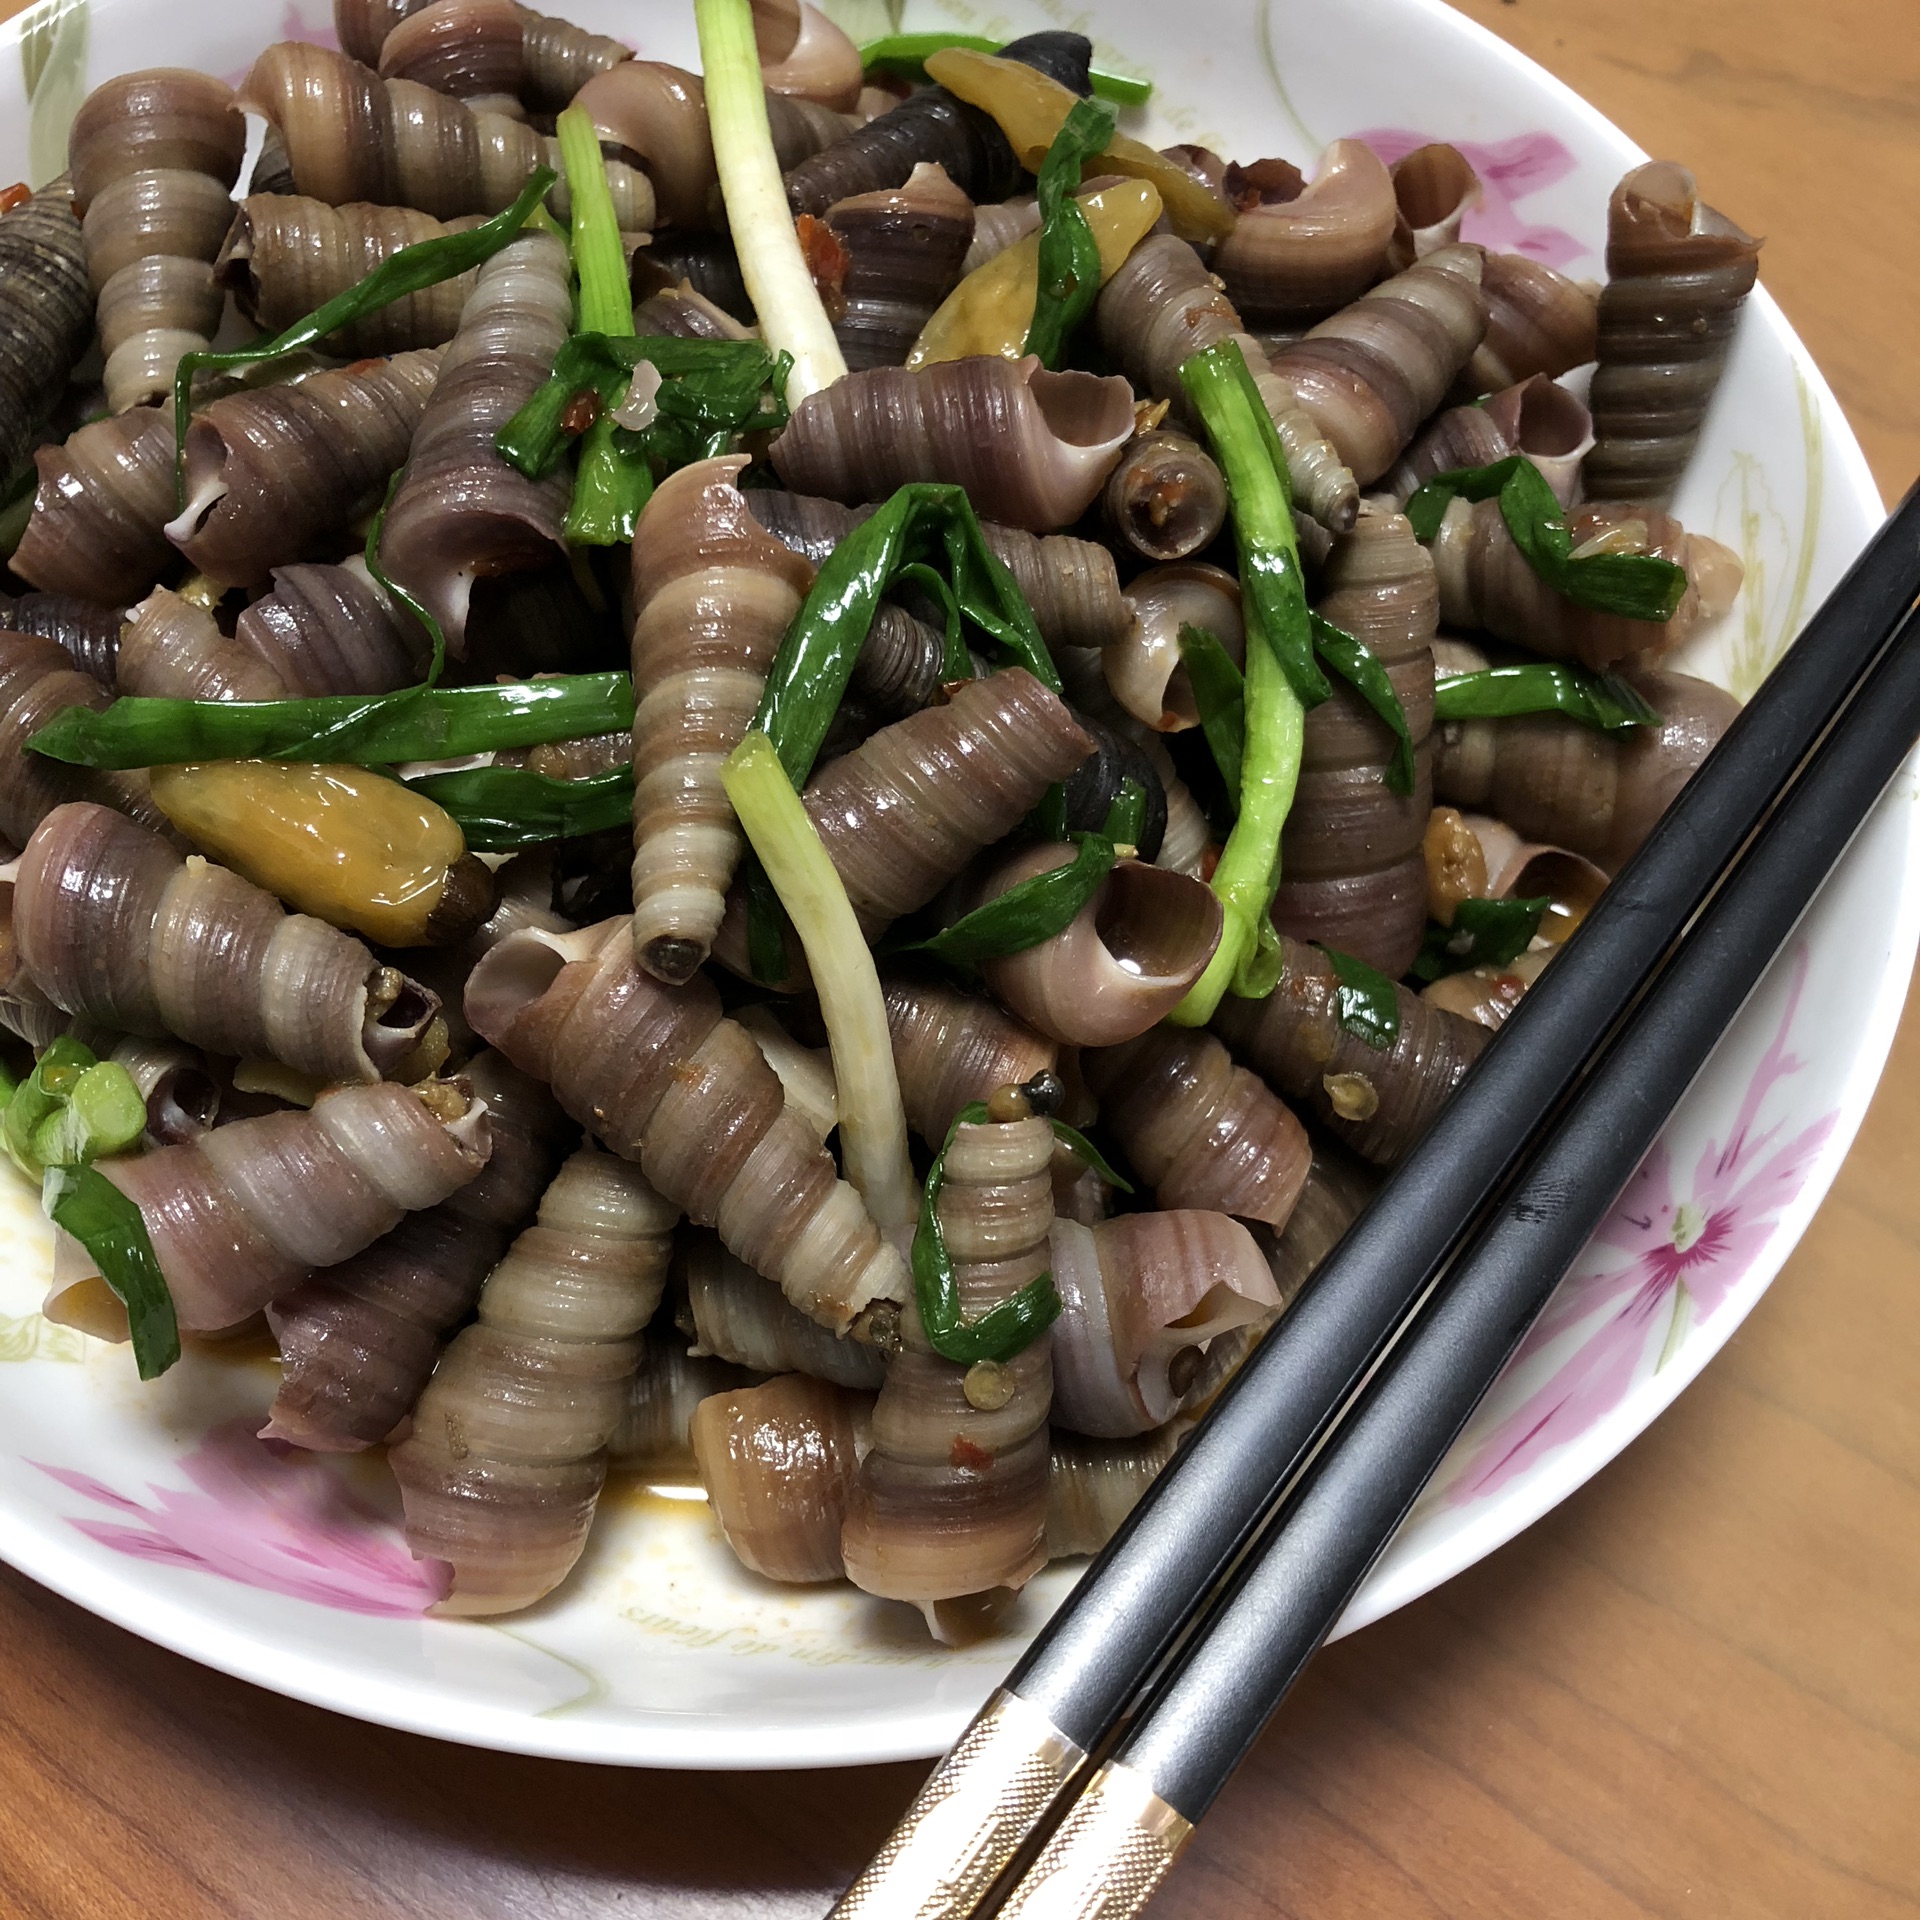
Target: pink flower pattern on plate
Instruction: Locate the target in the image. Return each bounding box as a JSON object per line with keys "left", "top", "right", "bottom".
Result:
{"left": 36, "top": 1417, "right": 448, "bottom": 1616}
{"left": 275, "top": 1, "right": 339, "bottom": 49}
{"left": 1441, "top": 945, "right": 1834, "bottom": 1506}
{"left": 223, "top": 4, "right": 337, "bottom": 85}
{"left": 1355, "top": 127, "right": 1588, "bottom": 268}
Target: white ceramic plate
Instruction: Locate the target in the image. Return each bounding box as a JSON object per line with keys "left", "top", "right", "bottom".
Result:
{"left": 0, "top": 0, "right": 1898, "bottom": 1771}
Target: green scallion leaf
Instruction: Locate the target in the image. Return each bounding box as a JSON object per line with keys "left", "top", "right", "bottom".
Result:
{"left": 913, "top": 1100, "right": 1062, "bottom": 1364}
{"left": 557, "top": 103, "right": 648, "bottom": 547}
{"left": 43, "top": 1164, "right": 179, "bottom": 1381}
{"left": 1411, "top": 896, "right": 1550, "bottom": 982}
{"left": 751, "top": 481, "right": 1056, "bottom": 790}
{"left": 27, "top": 673, "right": 635, "bottom": 771}
{"left": 1320, "top": 944, "right": 1400, "bottom": 1051}
{"left": 32, "top": 1063, "right": 147, "bottom": 1170}
{"left": 1234, "top": 914, "right": 1287, "bottom": 999}
{"left": 895, "top": 560, "right": 973, "bottom": 681}
{"left": 565, "top": 416, "right": 657, "bottom": 548}
{"left": 1102, "top": 775, "right": 1147, "bottom": 848}
{"left": 1311, "top": 612, "right": 1415, "bottom": 796}
{"left": 1185, "top": 343, "right": 1325, "bottom": 710}
{"left": 1, "top": 1037, "right": 180, "bottom": 1380}
{"left": 4, "top": 1036, "right": 83, "bottom": 1176}
{"left": 1046, "top": 1117, "right": 1134, "bottom": 1193}
{"left": 1023, "top": 95, "right": 1118, "bottom": 368}
{"left": 857, "top": 32, "right": 1153, "bottom": 103}
{"left": 905, "top": 834, "right": 1117, "bottom": 968}
{"left": 172, "top": 166, "right": 557, "bottom": 508}
{"left": 742, "top": 852, "right": 791, "bottom": 987}
{"left": 364, "top": 471, "right": 447, "bottom": 686}
{"left": 558, "top": 104, "right": 631, "bottom": 338}
{"left": 402, "top": 763, "right": 634, "bottom": 849}
{"left": 1178, "top": 621, "right": 1246, "bottom": 803}
{"left": 496, "top": 334, "right": 789, "bottom": 482}
{"left": 1431, "top": 662, "right": 1661, "bottom": 731}
{"left": 1169, "top": 340, "right": 1310, "bottom": 1025}
{"left": 3, "top": 1038, "right": 145, "bottom": 1177}
{"left": 1404, "top": 455, "right": 1689, "bottom": 622}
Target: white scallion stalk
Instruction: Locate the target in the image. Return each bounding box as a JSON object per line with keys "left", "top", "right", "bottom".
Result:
{"left": 695, "top": 0, "right": 849, "bottom": 402}
{"left": 721, "top": 731, "right": 916, "bottom": 1232}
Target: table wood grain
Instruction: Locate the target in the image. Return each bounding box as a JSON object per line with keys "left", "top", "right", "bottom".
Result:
{"left": 3, "top": 2, "right": 1918, "bottom": 1915}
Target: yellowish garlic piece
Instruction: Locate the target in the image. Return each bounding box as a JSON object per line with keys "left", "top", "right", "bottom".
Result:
{"left": 923, "top": 47, "right": 1233, "bottom": 241}
{"left": 908, "top": 179, "right": 1164, "bottom": 368}
{"left": 150, "top": 761, "right": 494, "bottom": 947}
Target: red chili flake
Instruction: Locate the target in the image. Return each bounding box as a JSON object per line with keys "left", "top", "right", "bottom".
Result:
{"left": 1199, "top": 843, "right": 1223, "bottom": 883}
{"left": 949, "top": 1435, "right": 994, "bottom": 1472}
{"left": 561, "top": 389, "right": 601, "bottom": 436}
{"left": 1488, "top": 973, "right": 1527, "bottom": 1014}
{"left": 794, "top": 213, "right": 850, "bottom": 321}
{"left": 342, "top": 357, "right": 386, "bottom": 377}
{"left": 0, "top": 182, "right": 31, "bottom": 214}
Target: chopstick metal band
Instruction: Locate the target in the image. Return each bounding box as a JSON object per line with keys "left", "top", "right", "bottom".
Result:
{"left": 1005, "top": 486, "right": 1920, "bottom": 1749}
{"left": 826, "top": 1688, "right": 1087, "bottom": 1919}
{"left": 1112, "top": 600, "right": 1920, "bottom": 1822}
{"left": 993, "top": 1760, "right": 1193, "bottom": 1920}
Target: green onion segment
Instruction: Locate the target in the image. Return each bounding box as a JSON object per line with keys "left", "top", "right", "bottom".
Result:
{"left": 557, "top": 104, "right": 650, "bottom": 546}
{"left": 3, "top": 1038, "right": 146, "bottom": 1178}
{"left": 0, "top": 1037, "right": 178, "bottom": 1380}
{"left": 1412, "top": 896, "right": 1550, "bottom": 982}
{"left": 496, "top": 334, "right": 790, "bottom": 484}
{"left": 364, "top": 472, "right": 448, "bottom": 686}
{"left": 1405, "top": 455, "right": 1688, "bottom": 622}
{"left": 722, "top": 730, "right": 916, "bottom": 1233}
{"left": 1432, "top": 662, "right": 1661, "bottom": 730}
{"left": 751, "top": 481, "right": 1057, "bottom": 789}
{"left": 1186, "top": 343, "right": 1323, "bottom": 706}
{"left": 1178, "top": 622, "right": 1246, "bottom": 803}
{"left": 1169, "top": 342, "right": 1311, "bottom": 1023}
{"left": 1320, "top": 944, "right": 1401, "bottom": 1050}
{"left": 696, "top": 0, "right": 848, "bottom": 400}
{"left": 1023, "top": 96, "right": 1119, "bottom": 368}
{"left": 171, "top": 167, "right": 556, "bottom": 505}
{"left": 904, "top": 834, "right": 1116, "bottom": 969}
{"left": 1312, "top": 612, "right": 1415, "bottom": 795}
{"left": 858, "top": 32, "right": 1153, "bottom": 103}
{"left": 404, "top": 764, "right": 633, "bottom": 849}
{"left": 28, "top": 673, "right": 634, "bottom": 770}
{"left": 912, "top": 1100, "right": 1063, "bottom": 1364}
{"left": 1045, "top": 1117, "right": 1133, "bottom": 1194}
{"left": 43, "top": 1165, "right": 179, "bottom": 1381}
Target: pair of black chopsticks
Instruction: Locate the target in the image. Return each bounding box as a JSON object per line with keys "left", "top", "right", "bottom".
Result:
{"left": 829, "top": 482, "right": 1920, "bottom": 1920}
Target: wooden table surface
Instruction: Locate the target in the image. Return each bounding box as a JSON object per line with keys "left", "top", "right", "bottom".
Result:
{"left": 4, "top": 2, "right": 1918, "bottom": 1915}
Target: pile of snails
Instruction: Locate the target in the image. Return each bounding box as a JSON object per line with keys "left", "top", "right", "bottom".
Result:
{"left": 0, "top": 0, "right": 1755, "bottom": 1640}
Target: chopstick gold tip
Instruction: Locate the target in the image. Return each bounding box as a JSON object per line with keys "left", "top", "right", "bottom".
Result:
{"left": 828, "top": 1688, "right": 1087, "bottom": 1918}
{"left": 993, "top": 1761, "right": 1193, "bottom": 1920}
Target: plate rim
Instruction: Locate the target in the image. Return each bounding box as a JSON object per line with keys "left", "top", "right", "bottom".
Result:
{"left": 0, "top": 0, "right": 1899, "bottom": 1770}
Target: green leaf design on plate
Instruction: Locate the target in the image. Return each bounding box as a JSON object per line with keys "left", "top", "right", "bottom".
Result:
{"left": 816, "top": 0, "right": 905, "bottom": 42}
{"left": 0, "top": 1308, "right": 87, "bottom": 1363}
{"left": 20, "top": 0, "right": 89, "bottom": 190}
{"left": 1717, "top": 365, "right": 1825, "bottom": 702}
{"left": 1253, "top": 0, "right": 1320, "bottom": 153}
